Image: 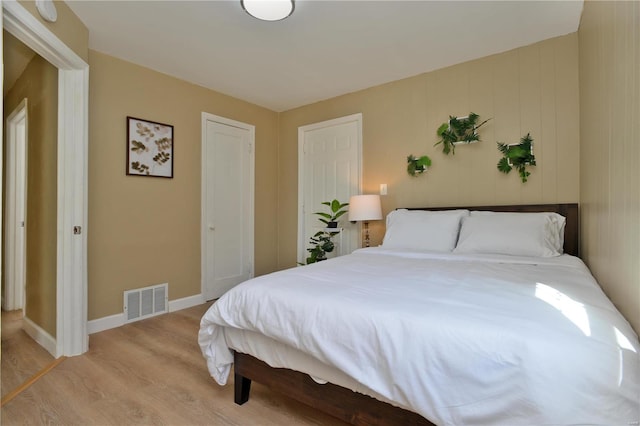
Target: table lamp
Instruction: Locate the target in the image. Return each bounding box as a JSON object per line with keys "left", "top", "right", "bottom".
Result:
{"left": 348, "top": 194, "right": 382, "bottom": 247}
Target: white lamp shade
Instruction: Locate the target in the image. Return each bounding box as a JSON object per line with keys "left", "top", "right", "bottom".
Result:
{"left": 348, "top": 195, "right": 382, "bottom": 221}
{"left": 241, "top": 0, "right": 294, "bottom": 21}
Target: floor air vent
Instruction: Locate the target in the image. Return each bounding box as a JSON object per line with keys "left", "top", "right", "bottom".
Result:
{"left": 124, "top": 283, "right": 168, "bottom": 323}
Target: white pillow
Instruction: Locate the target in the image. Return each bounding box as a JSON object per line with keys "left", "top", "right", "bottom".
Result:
{"left": 454, "top": 211, "right": 566, "bottom": 257}
{"left": 382, "top": 209, "right": 469, "bottom": 252}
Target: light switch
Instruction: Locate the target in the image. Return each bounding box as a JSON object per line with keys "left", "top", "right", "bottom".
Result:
{"left": 380, "top": 184, "right": 387, "bottom": 195}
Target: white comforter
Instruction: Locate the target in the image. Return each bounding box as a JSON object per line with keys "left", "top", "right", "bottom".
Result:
{"left": 199, "top": 248, "right": 640, "bottom": 425}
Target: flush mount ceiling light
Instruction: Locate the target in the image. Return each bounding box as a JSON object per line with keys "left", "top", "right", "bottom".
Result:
{"left": 35, "top": 0, "right": 58, "bottom": 22}
{"left": 241, "top": 0, "right": 295, "bottom": 21}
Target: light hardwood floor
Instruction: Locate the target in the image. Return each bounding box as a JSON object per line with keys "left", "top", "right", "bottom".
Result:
{"left": 1, "top": 309, "right": 55, "bottom": 398}
{"left": 1, "top": 302, "right": 348, "bottom": 425}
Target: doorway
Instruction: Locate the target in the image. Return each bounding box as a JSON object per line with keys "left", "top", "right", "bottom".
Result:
{"left": 201, "top": 113, "right": 255, "bottom": 300}
{"left": 2, "top": 1, "right": 89, "bottom": 357}
{"left": 297, "top": 113, "right": 362, "bottom": 264}
{"left": 3, "top": 99, "right": 28, "bottom": 312}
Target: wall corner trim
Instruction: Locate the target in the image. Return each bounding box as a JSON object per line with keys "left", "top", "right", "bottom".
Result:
{"left": 23, "top": 316, "right": 57, "bottom": 358}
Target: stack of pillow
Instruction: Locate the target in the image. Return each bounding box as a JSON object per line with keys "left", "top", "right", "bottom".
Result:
{"left": 382, "top": 209, "right": 566, "bottom": 257}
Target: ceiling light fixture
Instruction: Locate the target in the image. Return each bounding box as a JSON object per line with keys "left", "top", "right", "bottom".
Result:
{"left": 35, "top": 0, "right": 58, "bottom": 22}
{"left": 241, "top": 0, "right": 294, "bottom": 22}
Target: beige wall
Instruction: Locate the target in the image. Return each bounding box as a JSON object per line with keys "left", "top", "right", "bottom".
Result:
{"left": 3, "top": 31, "right": 36, "bottom": 96}
{"left": 278, "top": 34, "right": 580, "bottom": 269}
{"left": 4, "top": 55, "right": 59, "bottom": 337}
{"left": 579, "top": 1, "right": 640, "bottom": 333}
{"left": 88, "top": 51, "right": 278, "bottom": 320}
{"left": 17, "top": 0, "right": 89, "bottom": 62}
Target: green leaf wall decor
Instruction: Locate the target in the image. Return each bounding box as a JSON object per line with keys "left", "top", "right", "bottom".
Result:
{"left": 497, "top": 133, "right": 537, "bottom": 183}
{"left": 406, "top": 155, "right": 432, "bottom": 177}
{"left": 435, "top": 112, "right": 491, "bottom": 155}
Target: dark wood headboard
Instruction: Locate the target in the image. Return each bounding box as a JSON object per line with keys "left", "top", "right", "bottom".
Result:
{"left": 407, "top": 203, "right": 580, "bottom": 257}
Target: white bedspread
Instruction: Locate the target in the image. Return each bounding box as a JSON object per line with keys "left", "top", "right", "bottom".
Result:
{"left": 199, "top": 248, "right": 640, "bottom": 425}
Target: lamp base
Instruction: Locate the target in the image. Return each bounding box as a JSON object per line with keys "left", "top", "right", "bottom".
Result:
{"left": 363, "top": 221, "right": 370, "bottom": 248}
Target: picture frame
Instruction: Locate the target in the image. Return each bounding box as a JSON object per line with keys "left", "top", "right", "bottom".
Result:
{"left": 126, "top": 116, "right": 174, "bottom": 178}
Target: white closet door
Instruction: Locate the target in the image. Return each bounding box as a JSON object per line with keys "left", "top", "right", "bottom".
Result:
{"left": 202, "top": 115, "right": 254, "bottom": 300}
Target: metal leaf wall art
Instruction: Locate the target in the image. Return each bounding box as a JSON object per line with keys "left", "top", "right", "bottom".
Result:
{"left": 126, "top": 116, "right": 174, "bottom": 178}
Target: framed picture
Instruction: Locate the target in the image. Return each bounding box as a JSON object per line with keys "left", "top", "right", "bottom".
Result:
{"left": 126, "top": 116, "right": 174, "bottom": 178}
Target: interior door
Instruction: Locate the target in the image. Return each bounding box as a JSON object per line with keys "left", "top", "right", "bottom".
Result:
{"left": 202, "top": 114, "right": 254, "bottom": 300}
{"left": 4, "top": 100, "right": 28, "bottom": 311}
{"left": 298, "top": 114, "right": 362, "bottom": 264}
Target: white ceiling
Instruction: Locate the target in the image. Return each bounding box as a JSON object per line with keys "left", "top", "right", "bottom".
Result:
{"left": 66, "top": 0, "right": 584, "bottom": 112}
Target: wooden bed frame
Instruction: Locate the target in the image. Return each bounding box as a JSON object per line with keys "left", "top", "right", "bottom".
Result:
{"left": 234, "top": 353, "right": 434, "bottom": 426}
{"left": 233, "top": 203, "right": 580, "bottom": 426}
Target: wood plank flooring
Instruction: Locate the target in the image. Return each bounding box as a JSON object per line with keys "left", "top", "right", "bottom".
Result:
{"left": 1, "top": 302, "right": 349, "bottom": 425}
{"left": 1, "top": 309, "right": 55, "bottom": 398}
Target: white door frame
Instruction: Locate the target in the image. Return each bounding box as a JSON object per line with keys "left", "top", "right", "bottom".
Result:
{"left": 297, "top": 113, "right": 363, "bottom": 263}
{"left": 4, "top": 98, "right": 28, "bottom": 311}
{"left": 2, "top": 1, "right": 89, "bottom": 357}
{"left": 201, "top": 112, "right": 255, "bottom": 299}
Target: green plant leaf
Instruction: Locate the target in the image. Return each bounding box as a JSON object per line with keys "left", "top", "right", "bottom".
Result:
{"left": 407, "top": 161, "right": 417, "bottom": 176}
{"left": 333, "top": 210, "right": 347, "bottom": 220}
{"left": 497, "top": 157, "right": 512, "bottom": 174}
{"left": 321, "top": 239, "right": 335, "bottom": 252}
{"left": 416, "top": 155, "right": 431, "bottom": 167}
{"left": 497, "top": 142, "right": 510, "bottom": 155}
{"left": 465, "top": 133, "right": 480, "bottom": 143}
{"left": 436, "top": 123, "right": 449, "bottom": 136}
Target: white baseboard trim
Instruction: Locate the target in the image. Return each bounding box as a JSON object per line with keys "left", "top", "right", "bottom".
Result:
{"left": 23, "top": 316, "right": 57, "bottom": 358}
{"left": 87, "top": 293, "right": 206, "bottom": 335}
{"left": 169, "top": 293, "right": 206, "bottom": 312}
{"left": 87, "top": 312, "right": 125, "bottom": 334}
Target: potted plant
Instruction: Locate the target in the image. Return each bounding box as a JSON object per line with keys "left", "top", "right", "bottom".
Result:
{"left": 435, "top": 112, "right": 491, "bottom": 155}
{"left": 300, "top": 199, "right": 348, "bottom": 265}
{"left": 304, "top": 231, "right": 337, "bottom": 264}
{"left": 497, "top": 133, "right": 537, "bottom": 183}
{"left": 314, "top": 199, "right": 349, "bottom": 228}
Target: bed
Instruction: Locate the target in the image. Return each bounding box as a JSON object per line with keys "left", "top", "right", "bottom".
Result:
{"left": 199, "top": 203, "right": 640, "bottom": 425}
